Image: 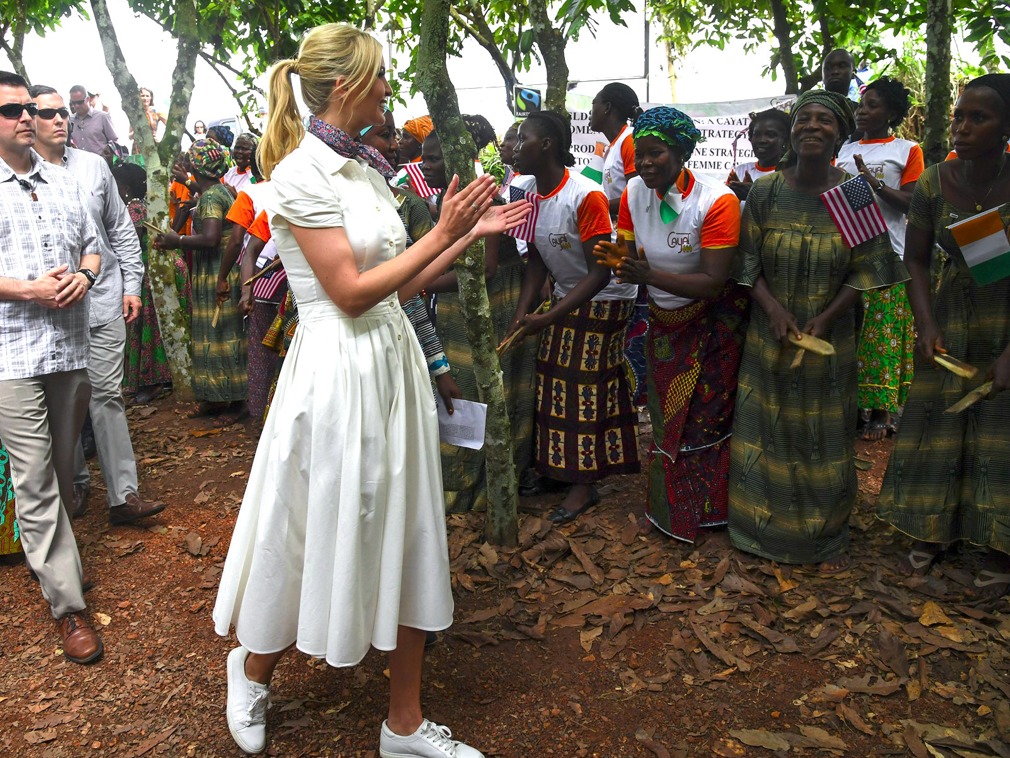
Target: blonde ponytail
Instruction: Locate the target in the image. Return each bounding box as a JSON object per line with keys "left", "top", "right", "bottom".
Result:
{"left": 259, "top": 59, "right": 302, "bottom": 179}
{"left": 258, "top": 24, "right": 382, "bottom": 179}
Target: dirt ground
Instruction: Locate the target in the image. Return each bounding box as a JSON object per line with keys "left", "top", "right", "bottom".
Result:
{"left": 1, "top": 395, "right": 1008, "bottom": 757}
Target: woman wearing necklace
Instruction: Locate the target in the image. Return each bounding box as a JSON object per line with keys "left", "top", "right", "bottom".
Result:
{"left": 210, "top": 23, "right": 528, "bottom": 757}
{"left": 878, "top": 74, "right": 1010, "bottom": 595}
{"left": 727, "top": 90, "right": 907, "bottom": 574}
{"left": 837, "top": 77, "right": 923, "bottom": 441}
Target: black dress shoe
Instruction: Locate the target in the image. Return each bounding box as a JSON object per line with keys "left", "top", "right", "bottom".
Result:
{"left": 70, "top": 483, "right": 90, "bottom": 519}
{"left": 109, "top": 493, "right": 167, "bottom": 525}
{"left": 546, "top": 488, "right": 601, "bottom": 525}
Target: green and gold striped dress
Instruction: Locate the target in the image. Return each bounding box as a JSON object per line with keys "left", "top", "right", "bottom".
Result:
{"left": 728, "top": 172, "right": 907, "bottom": 564}
{"left": 436, "top": 234, "right": 537, "bottom": 513}
{"left": 189, "top": 183, "right": 247, "bottom": 403}
{"left": 877, "top": 164, "right": 1010, "bottom": 554}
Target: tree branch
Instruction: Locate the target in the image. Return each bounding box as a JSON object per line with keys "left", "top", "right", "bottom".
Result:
{"left": 201, "top": 53, "right": 261, "bottom": 135}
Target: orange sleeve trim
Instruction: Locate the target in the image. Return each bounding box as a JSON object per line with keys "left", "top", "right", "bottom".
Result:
{"left": 901, "top": 144, "right": 925, "bottom": 186}
{"left": 577, "top": 190, "right": 614, "bottom": 241}
{"left": 248, "top": 210, "right": 271, "bottom": 242}
{"left": 226, "top": 192, "right": 256, "bottom": 229}
{"left": 616, "top": 188, "right": 634, "bottom": 236}
{"left": 699, "top": 193, "right": 741, "bottom": 249}
{"left": 620, "top": 134, "right": 636, "bottom": 177}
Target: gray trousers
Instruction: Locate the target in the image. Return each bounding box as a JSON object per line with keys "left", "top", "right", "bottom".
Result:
{"left": 74, "top": 316, "right": 139, "bottom": 508}
{"left": 0, "top": 369, "right": 90, "bottom": 618}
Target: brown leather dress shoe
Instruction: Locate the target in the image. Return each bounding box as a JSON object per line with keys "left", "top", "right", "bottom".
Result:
{"left": 56, "top": 612, "right": 104, "bottom": 664}
{"left": 70, "top": 483, "right": 90, "bottom": 519}
{"left": 109, "top": 493, "right": 167, "bottom": 526}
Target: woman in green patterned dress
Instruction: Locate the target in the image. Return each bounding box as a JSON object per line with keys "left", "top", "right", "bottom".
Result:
{"left": 156, "top": 141, "right": 247, "bottom": 423}
{"left": 877, "top": 74, "right": 1010, "bottom": 594}
{"left": 0, "top": 442, "right": 20, "bottom": 560}
{"left": 728, "top": 91, "right": 907, "bottom": 573}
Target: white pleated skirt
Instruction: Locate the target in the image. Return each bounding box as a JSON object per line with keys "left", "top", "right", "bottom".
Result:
{"left": 212, "top": 298, "right": 454, "bottom": 667}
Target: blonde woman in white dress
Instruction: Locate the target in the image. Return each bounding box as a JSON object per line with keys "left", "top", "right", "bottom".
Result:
{"left": 211, "top": 23, "right": 529, "bottom": 757}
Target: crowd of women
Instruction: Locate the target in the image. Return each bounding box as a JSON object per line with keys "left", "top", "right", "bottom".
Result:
{"left": 12, "top": 23, "right": 1003, "bottom": 757}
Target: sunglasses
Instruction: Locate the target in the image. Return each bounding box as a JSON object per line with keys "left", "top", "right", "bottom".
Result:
{"left": 0, "top": 102, "right": 38, "bottom": 119}
{"left": 69, "top": 99, "right": 87, "bottom": 106}
{"left": 37, "top": 107, "right": 70, "bottom": 120}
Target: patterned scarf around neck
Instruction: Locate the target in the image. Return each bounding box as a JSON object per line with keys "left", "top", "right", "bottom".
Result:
{"left": 308, "top": 115, "right": 394, "bottom": 180}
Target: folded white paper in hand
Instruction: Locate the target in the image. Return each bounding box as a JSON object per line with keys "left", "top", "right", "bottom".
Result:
{"left": 436, "top": 396, "right": 487, "bottom": 450}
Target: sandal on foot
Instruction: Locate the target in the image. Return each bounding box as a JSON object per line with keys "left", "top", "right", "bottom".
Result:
{"left": 973, "top": 570, "right": 1010, "bottom": 598}
{"left": 861, "top": 421, "right": 892, "bottom": 441}
{"left": 902, "top": 548, "right": 940, "bottom": 576}
{"left": 213, "top": 409, "right": 250, "bottom": 428}
{"left": 547, "top": 489, "right": 600, "bottom": 525}
{"left": 187, "top": 402, "right": 226, "bottom": 419}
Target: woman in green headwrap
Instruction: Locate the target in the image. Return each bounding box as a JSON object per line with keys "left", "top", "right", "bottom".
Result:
{"left": 156, "top": 140, "right": 247, "bottom": 423}
{"left": 727, "top": 91, "right": 907, "bottom": 572}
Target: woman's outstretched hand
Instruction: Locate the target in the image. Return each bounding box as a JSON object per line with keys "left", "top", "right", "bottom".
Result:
{"left": 438, "top": 174, "right": 531, "bottom": 241}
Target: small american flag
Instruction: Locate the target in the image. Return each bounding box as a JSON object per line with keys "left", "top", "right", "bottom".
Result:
{"left": 504, "top": 185, "right": 540, "bottom": 242}
{"left": 403, "top": 162, "right": 438, "bottom": 200}
{"left": 821, "top": 175, "right": 888, "bottom": 248}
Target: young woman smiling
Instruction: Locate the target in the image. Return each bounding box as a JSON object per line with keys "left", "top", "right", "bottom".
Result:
{"left": 506, "top": 111, "right": 640, "bottom": 524}
{"left": 210, "top": 23, "right": 528, "bottom": 757}
{"left": 837, "top": 76, "right": 923, "bottom": 441}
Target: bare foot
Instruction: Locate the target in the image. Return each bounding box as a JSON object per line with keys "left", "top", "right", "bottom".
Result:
{"left": 819, "top": 552, "right": 851, "bottom": 575}
{"left": 862, "top": 409, "right": 892, "bottom": 441}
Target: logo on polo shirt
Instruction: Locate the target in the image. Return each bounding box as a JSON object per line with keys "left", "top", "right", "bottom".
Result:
{"left": 667, "top": 232, "right": 693, "bottom": 253}
{"left": 548, "top": 233, "right": 573, "bottom": 250}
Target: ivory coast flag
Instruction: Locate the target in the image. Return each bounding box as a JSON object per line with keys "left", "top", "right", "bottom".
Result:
{"left": 948, "top": 205, "right": 1010, "bottom": 285}
{"left": 580, "top": 141, "right": 606, "bottom": 184}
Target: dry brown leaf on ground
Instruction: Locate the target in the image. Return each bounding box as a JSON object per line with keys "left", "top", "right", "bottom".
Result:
{"left": 837, "top": 674, "right": 902, "bottom": 696}
{"left": 568, "top": 539, "right": 605, "bottom": 585}
{"left": 125, "top": 724, "right": 179, "bottom": 757}
{"left": 875, "top": 629, "right": 910, "bottom": 680}
{"left": 796, "top": 725, "right": 848, "bottom": 751}
{"left": 919, "top": 600, "right": 954, "bottom": 627}
{"left": 580, "top": 625, "right": 604, "bottom": 653}
{"left": 689, "top": 614, "right": 751, "bottom": 673}
{"left": 184, "top": 532, "right": 202, "bottom": 556}
{"left": 634, "top": 727, "right": 673, "bottom": 758}
{"left": 737, "top": 616, "right": 801, "bottom": 654}
{"left": 782, "top": 597, "right": 819, "bottom": 622}
{"left": 728, "top": 728, "right": 792, "bottom": 751}
{"left": 835, "top": 702, "right": 875, "bottom": 735}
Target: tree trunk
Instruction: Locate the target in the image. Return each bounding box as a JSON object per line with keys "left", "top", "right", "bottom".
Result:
{"left": 417, "top": 0, "right": 519, "bottom": 546}
{"left": 531, "top": 0, "right": 570, "bottom": 114}
{"left": 923, "top": 0, "right": 952, "bottom": 165}
{"left": 768, "top": 0, "right": 799, "bottom": 94}
{"left": 91, "top": 0, "right": 193, "bottom": 393}
{"left": 0, "top": 15, "right": 30, "bottom": 83}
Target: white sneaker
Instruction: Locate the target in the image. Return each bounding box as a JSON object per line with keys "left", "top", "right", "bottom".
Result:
{"left": 379, "top": 719, "right": 485, "bottom": 758}
{"left": 226, "top": 646, "right": 270, "bottom": 754}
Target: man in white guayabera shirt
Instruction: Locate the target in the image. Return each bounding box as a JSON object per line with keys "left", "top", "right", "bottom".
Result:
{"left": 0, "top": 70, "right": 104, "bottom": 664}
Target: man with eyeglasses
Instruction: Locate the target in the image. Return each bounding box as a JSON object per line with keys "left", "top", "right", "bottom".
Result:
{"left": 0, "top": 71, "right": 105, "bottom": 664}
{"left": 68, "top": 83, "right": 117, "bottom": 155}
{"left": 31, "top": 84, "right": 167, "bottom": 529}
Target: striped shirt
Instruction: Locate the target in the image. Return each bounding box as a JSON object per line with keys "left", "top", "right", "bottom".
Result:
{"left": 0, "top": 151, "right": 103, "bottom": 379}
